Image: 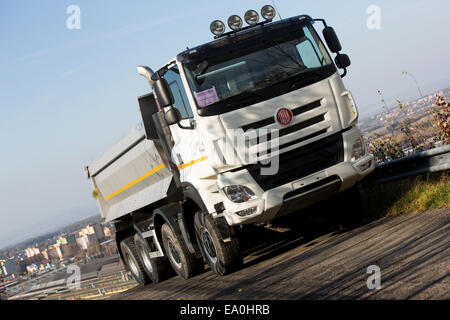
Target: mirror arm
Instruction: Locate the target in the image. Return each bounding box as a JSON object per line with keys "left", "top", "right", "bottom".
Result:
{"left": 314, "top": 18, "right": 328, "bottom": 28}
{"left": 177, "top": 122, "right": 195, "bottom": 130}
{"left": 340, "top": 68, "right": 348, "bottom": 78}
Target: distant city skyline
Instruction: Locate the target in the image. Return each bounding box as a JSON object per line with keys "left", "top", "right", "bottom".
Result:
{"left": 0, "top": 0, "right": 449, "bottom": 248}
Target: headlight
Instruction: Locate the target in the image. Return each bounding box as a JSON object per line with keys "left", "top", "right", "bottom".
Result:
{"left": 223, "top": 185, "right": 257, "bottom": 203}
{"left": 352, "top": 137, "right": 366, "bottom": 162}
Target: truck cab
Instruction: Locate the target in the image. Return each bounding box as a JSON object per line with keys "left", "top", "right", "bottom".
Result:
{"left": 155, "top": 14, "right": 374, "bottom": 225}
{"left": 86, "top": 7, "right": 375, "bottom": 284}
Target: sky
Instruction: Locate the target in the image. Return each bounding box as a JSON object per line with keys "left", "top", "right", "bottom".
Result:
{"left": 0, "top": 0, "right": 449, "bottom": 249}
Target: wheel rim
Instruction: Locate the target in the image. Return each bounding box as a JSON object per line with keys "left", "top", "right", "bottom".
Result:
{"left": 168, "top": 240, "right": 182, "bottom": 268}
{"left": 126, "top": 253, "right": 140, "bottom": 279}
{"left": 138, "top": 243, "right": 153, "bottom": 274}
{"left": 202, "top": 229, "right": 217, "bottom": 263}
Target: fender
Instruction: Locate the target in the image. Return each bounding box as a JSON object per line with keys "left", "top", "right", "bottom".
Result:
{"left": 181, "top": 182, "right": 208, "bottom": 213}
{"left": 153, "top": 203, "right": 200, "bottom": 257}
{"left": 181, "top": 183, "right": 232, "bottom": 243}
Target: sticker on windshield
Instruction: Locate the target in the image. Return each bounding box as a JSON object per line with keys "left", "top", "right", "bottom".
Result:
{"left": 194, "top": 87, "right": 220, "bottom": 108}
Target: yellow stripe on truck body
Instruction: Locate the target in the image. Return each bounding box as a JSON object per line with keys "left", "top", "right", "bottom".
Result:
{"left": 89, "top": 125, "right": 173, "bottom": 222}
{"left": 88, "top": 124, "right": 209, "bottom": 223}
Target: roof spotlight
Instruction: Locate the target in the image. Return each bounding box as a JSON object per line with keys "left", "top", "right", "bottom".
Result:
{"left": 244, "top": 10, "right": 260, "bottom": 26}
{"left": 261, "top": 5, "right": 276, "bottom": 21}
{"left": 210, "top": 20, "right": 226, "bottom": 36}
{"left": 227, "top": 15, "right": 243, "bottom": 31}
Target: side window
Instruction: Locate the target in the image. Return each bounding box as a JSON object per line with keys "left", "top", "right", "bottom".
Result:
{"left": 296, "top": 40, "right": 322, "bottom": 68}
{"left": 302, "top": 26, "right": 332, "bottom": 65}
{"left": 164, "top": 67, "right": 193, "bottom": 119}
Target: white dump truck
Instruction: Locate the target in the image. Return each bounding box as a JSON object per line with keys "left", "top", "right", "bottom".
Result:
{"left": 85, "top": 6, "right": 375, "bottom": 284}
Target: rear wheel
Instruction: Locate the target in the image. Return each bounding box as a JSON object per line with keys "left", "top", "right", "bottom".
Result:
{"left": 120, "top": 236, "right": 151, "bottom": 285}
{"left": 194, "top": 212, "right": 242, "bottom": 276}
{"left": 161, "top": 223, "right": 203, "bottom": 279}
{"left": 134, "top": 233, "right": 173, "bottom": 284}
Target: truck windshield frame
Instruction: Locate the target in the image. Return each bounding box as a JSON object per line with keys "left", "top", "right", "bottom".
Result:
{"left": 180, "top": 17, "right": 336, "bottom": 117}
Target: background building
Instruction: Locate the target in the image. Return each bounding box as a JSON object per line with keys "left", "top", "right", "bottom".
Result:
{"left": 56, "top": 236, "right": 68, "bottom": 245}
{"left": 60, "top": 242, "right": 79, "bottom": 259}
{"left": 41, "top": 250, "right": 49, "bottom": 260}
{"left": 25, "top": 247, "right": 40, "bottom": 258}
{"left": 76, "top": 235, "right": 89, "bottom": 251}
{"left": 3, "top": 259, "right": 17, "bottom": 277}
{"left": 104, "top": 227, "right": 112, "bottom": 238}
{"left": 1, "top": 259, "right": 18, "bottom": 277}
{"left": 47, "top": 245, "right": 63, "bottom": 261}
{"left": 79, "top": 226, "right": 95, "bottom": 237}
{"left": 26, "top": 264, "right": 38, "bottom": 274}
{"left": 87, "top": 234, "right": 101, "bottom": 257}
{"left": 93, "top": 223, "right": 106, "bottom": 242}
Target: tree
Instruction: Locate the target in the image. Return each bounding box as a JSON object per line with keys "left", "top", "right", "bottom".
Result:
{"left": 431, "top": 95, "right": 450, "bottom": 145}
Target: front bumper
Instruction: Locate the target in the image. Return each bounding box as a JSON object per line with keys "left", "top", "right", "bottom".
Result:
{"left": 218, "top": 128, "right": 375, "bottom": 226}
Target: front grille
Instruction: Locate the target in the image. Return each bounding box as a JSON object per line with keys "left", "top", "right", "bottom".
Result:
{"left": 240, "top": 98, "right": 330, "bottom": 161}
{"left": 245, "top": 132, "right": 344, "bottom": 191}
{"left": 241, "top": 99, "right": 322, "bottom": 132}
{"left": 251, "top": 114, "right": 326, "bottom": 150}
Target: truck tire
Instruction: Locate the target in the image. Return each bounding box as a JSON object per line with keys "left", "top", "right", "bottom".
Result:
{"left": 194, "top": 212, "right": 242, "bottom": 276}
{"left": 120, "top": 236, "right": 151, "bottom": 285}
{"left": 134, "top": 233, "right": 173, "bottom": 284}
{"left": 161, "top": 223, "right": 203, "bottom": 279}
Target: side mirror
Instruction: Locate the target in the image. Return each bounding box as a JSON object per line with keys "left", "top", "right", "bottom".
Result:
{"left": 335, "top": 53, "right": 351, "bottom": 69}
{"left": 165, "top": 107, "right": 182, "bottom": 126}
{"left": 165, "top": 108, "right": 195, "bottom": 130}
{"left": 154, "top": 78, "right": 174, "bottom": 108}
{"left": 323, "top": 26, "right": 342, "bottom": 53}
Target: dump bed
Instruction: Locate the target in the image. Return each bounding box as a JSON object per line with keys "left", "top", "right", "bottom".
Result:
{"left": 87, "top": 124, "right": 173, "bottom": 222}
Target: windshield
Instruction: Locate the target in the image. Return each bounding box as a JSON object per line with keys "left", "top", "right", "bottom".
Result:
{"left": 183, "top": 23, "right": 334, "bottom": 116}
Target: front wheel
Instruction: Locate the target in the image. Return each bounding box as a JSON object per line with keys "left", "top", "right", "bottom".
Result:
{"left": 194, "top": 212, "right": 242, "bottom": 276}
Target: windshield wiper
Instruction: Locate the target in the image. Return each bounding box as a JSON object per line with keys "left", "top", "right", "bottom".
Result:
{"left": 242, "top": 91, "right": 267, "bottom": 100}
{"left": 290, "top": 71, "right": 325, "bottom": 89}
{"left": 267, "top": 68, "right": 327, "bottom": 90}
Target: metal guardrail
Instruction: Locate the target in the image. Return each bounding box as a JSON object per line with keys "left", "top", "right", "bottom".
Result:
{"left": 366, "top": 145, "right": 450, "bottom": 185}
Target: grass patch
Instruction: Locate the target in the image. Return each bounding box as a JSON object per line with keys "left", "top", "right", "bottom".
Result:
{"left": 361, "top": 171, "right": 449, "bottom": 220}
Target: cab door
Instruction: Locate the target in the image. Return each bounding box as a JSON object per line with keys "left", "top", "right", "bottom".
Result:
{"left": 164, "top": 65, "right": 204, "bottom": 182}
